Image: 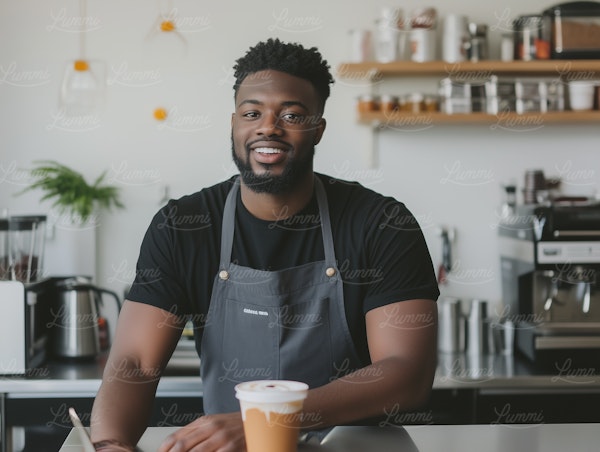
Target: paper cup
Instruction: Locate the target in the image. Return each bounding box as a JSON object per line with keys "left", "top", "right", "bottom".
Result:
{"left": 235, "top": 380, "right": 308, "bottom": 452}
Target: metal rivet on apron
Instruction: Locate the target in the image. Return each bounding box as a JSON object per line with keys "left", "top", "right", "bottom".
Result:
{"left": 326, "top": 267, "right": 336, "bottom": 277}
{"left": 219, "top": 270, "right": 229, "bottom": 280}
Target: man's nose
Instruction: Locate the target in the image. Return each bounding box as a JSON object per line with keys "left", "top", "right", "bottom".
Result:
{"left": 256, "top": 113, "right": 283, "bottom": 136}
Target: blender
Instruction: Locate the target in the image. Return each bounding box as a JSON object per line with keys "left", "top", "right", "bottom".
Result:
{"left": 8, "top": 215, "right": 47, "bottom": 283}
{"left": 0, "top": 218, "right": 8, "bottom": 280}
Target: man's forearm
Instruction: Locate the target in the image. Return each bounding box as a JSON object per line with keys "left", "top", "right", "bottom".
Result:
{"left": 90, "top": 356, "right": 162, "bottom": 448}
{"left": 301, "top": 356, "right": 434, "bottom": 430}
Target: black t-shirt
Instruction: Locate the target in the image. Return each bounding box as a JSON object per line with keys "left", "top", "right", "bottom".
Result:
{"left": 128, "top": 173, "right": 439, "bottom": 365}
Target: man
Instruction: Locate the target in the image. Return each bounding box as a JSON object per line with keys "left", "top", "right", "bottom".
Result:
{"left": 90, "top": 38, "right": 439, "bottom": 452}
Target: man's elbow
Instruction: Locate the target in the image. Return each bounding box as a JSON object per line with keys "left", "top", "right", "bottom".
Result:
{"left": 395, "top": 360, "right": 436, "bottom": 411}
{"left": 407, "top": 378, "right": 434, "bottom": 411}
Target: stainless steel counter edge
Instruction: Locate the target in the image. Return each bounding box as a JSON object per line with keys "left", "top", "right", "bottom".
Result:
{"left": 0, "top": 376, "right": 203, "bottom": 397}
{"left": 4, "top": 374, "right": 600, "bottom": 398}
{"left": 3, "top": 350, "right": 600, "bottom": 396}
{"left": 434, "top": 374, "right": 600, "bottom": 389}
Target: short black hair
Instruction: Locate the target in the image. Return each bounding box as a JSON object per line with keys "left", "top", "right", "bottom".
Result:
{"left": 233, "top": 38, "right": 334, "bottom": 112}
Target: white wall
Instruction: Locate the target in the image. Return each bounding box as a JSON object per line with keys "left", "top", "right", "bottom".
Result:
{"left": 2, "top": 0, "right": 599, "bottom": 311}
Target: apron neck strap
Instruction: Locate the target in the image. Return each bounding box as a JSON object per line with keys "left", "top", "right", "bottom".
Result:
{"left": 313, "top": 175, "right": 336, "bottom": 267}
{"left": 219, "top": 175, "right": 337, "bottom": 268}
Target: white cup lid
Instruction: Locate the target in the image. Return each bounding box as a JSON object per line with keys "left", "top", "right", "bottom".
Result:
{"left": 235, "top": 380, "right": 309, "bottom": 404}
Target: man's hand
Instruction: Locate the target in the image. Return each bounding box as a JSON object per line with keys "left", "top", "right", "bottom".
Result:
{"left": 158, "top": 412, "right": 246, "bottom": 452}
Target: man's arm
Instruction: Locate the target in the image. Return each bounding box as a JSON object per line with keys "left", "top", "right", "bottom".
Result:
{"left": 301, "top": 298, "right": 437, "bottom": 428}
{"left": 157, "top": 299, "right": 436, "bottom": 452}
{"left": 90, "top": 300, "right": 186, "bottom": 451}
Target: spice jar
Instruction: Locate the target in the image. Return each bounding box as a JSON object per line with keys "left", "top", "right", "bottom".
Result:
{"left": 406, "top": 93, "right": 425, "bottom": 113}
{"left": 380, "top": 94, "right": 399, "bottom": 113}
{"left": 424, "top": 95, "right": 440, "bottom": 112}
{"left": 357, "top": 94, "right": 379, "bottom": 113}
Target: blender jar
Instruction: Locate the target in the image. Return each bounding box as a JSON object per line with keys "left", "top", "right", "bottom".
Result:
{"left": 8, "top": 215, "right": 47, "bottom": 283}
{"left": 0, "top": 218, "right": 8, "bottom": 280}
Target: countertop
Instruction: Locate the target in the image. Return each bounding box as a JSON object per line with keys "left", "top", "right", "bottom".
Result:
{"left": 58, "top": 423, "right": 600, "bottom": 452}
{"left": 434, "top": 351, "right": 600, "bottom": 389}
{"left": 0, "top": 348, "right": 203, "bottom": 397}
{"left": 3, "top": 349, "right": 600, "bottom": 397}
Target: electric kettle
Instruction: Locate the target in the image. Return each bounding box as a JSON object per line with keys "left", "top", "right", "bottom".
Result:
{"left": 48, "top": 276, "right": 121, "bottom": 359}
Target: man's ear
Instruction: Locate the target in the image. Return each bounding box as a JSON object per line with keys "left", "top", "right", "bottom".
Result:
{"left": 314, "top": 117, "right": 326, "bottom": 145}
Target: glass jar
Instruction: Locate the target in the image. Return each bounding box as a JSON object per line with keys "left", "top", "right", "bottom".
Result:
{"left": 0, "top": 218, "right": 8, "bottom": 280}
{"left": 357, "top": 94, "right": 379, "bottom": 113}
{"left": 380, "top": 94, "right": 399, "bottom": 113}
{"left": 513, "top": 15, "right": 551, "bottom": 61}
{"left": 424, "top": 95, "right": 440, "bottom": 112}
{"left": 406, "top": 93, "right": 425, "bottom": 113}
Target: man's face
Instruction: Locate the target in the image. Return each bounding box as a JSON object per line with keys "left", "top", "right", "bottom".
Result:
{"left": 231, "top": 69, "right": 326, "bottom": 194}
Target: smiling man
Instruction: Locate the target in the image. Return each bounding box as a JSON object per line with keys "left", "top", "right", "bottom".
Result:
{"left": 90, "top": 39, "right": 439, "bottom": 452}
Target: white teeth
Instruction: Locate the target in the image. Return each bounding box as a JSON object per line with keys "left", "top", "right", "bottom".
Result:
{"left": 254, "top": 147, "right": 282, "bottom": 154}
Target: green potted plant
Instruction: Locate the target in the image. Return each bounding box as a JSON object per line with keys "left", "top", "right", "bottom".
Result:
{"left": 18, "top": 160, "right": 123, "bottom": 223}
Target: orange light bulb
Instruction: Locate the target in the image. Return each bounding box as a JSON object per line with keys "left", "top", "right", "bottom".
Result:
{"left": 74, "top": 60, "right": 89, "bottom": 71}
{"left": 160, "top": 20, "right": 175, "bottom": 32}
{"left": 153, "top": 107, "right": 168, "bottom": 121}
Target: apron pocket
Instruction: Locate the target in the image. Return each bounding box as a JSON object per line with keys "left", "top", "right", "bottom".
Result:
{"left": 278, "top": 297, "right": 332, "bottom": 387}
{"left": 221, "top": 299, "right": 278, "bottom": 384}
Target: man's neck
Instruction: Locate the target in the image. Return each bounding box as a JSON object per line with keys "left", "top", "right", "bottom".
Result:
{"left": 239, "top": 173, "right": 315, "bottom": 221}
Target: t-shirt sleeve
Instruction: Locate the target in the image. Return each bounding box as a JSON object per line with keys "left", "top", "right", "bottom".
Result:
{"left": 361, "top": 199, "right": 440, "bottom": 314}
{"left": 126, "top": 203, "right": 193, "bottom": 317}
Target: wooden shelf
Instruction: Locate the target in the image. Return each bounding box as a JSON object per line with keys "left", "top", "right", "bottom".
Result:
{"left": 340, "top": 60, "right": 600, "bottom": 126}
{"left": 359, "top": 110, "right": 600, "bottom": 127}
{"left": 338, "top": 60, "right": 600, "bottom": 78}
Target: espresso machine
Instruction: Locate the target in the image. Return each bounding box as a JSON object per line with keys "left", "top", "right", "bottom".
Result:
{"left": 498, "top": 201, "right": 600, "bottom": 367}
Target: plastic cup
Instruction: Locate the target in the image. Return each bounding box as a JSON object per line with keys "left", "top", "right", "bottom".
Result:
{"left": 235, "top": 380, "right": 308, "bottom": 452}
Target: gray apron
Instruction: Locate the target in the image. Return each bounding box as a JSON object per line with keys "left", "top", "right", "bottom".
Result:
{"left": 200, "top": 176, "right": 363, "bottom": 414}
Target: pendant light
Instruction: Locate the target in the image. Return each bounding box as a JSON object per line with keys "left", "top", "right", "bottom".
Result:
{"left": 59, "top": 0, "right": 105, "bottom": 116}
{"left": 144, "top": 0, "right": 188, "bottom": 58}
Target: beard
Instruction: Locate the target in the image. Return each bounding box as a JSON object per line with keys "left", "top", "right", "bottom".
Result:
{"left": 231, "top": 134, "right": 314, "bottom": 194}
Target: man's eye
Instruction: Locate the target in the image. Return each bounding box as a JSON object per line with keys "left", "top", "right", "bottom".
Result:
{"left": 282, "top": 113, "right": 304, "bottom": 124}
{"left": 242, "top": 111, "right": 259, "bottom": 119}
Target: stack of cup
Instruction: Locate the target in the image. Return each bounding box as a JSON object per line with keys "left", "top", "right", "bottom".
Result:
{"left": 523, "top": 169, "right": 546, "bottom": 204}
{"left": 235, "top": 380, "right": 309, "bottom": 452}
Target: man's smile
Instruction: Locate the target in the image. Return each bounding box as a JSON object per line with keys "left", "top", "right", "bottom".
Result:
{"left": 254, "top": 147, "right": 283, "bottom": 154}
{"left": 251, "top": 147, "right": 288, "bottom": 165}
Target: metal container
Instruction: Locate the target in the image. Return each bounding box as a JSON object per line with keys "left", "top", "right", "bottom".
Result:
{"left": 438, "top": 298, "right": 466, "bottom": 353}
{"left": 409, "top": 28, "right": 436, "bottom": 62}
{"left": 466, "top": 299, "right": 495, "bottom": 355}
